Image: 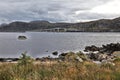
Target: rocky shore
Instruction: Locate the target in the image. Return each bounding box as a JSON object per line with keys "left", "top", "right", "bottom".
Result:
{"left": 0, "top": 43, "right": 120, "bottom": 80}
{"left": 84, "top": 43, "right": 120, "bottom": 62}
{"left": 38, "top": 43, "right": 120, "bottom": 63}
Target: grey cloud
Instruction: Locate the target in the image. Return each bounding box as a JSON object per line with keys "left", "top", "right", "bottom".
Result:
{"left": 0, "top": 0, "right": 114, "bottom": 23}
{"left": 75, "top": 12, "right": 119, "bottom": 21}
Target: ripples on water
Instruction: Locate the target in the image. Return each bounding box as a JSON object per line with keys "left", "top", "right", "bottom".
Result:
{"left": 0, "top": 32, "right": 120, "bottom": 58}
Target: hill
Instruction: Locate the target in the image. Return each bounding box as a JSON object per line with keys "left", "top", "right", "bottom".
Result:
{"left": 0, "top": 17, "right": 120, "bottom": 32}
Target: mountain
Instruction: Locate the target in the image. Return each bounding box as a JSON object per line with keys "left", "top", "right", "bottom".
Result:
{"left": 0, "top": 17, "right": 120, "bottom": 32}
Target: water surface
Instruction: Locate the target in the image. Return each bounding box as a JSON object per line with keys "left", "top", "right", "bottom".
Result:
{"left": 0, "top": 32, "right": 120, "bottom": 58}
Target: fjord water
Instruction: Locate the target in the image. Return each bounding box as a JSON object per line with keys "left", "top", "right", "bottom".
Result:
{"left": 0, "top": 32, "right": 120, "bottom": 58}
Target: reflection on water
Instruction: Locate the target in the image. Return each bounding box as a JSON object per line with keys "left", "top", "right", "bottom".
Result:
{"left": 0, "top": 32, "right": 120, "bottom": 58}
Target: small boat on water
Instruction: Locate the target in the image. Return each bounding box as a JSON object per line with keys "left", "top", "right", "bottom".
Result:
{"left": 18, "top": 35, "right": 27, "bottom": 40}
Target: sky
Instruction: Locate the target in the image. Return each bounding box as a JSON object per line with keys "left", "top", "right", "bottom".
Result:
{"left": 0, "top": 0, "right": 120, "bottom": 23}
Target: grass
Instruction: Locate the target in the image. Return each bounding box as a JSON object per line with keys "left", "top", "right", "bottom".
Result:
{"left": 0, "top": 61, "right": 120, "bottom": 80}
{"left": 0, "top": 53, "right": 120, "bottom": 80}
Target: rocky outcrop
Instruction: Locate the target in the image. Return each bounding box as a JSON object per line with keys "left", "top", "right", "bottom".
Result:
{"left": 84, "top": 43, "right": 120, "bottom": 54}
{"left": 84, "top": 43, "right": 120, "bottom": 62}
{"left": 36, "top": 43, "right": 120, "bottom": 63}
{"left": 58, "top": 52, "right": 88, "bottom": 62}
{"left": 100, "top": 43, "right": 120, "bottom": 54}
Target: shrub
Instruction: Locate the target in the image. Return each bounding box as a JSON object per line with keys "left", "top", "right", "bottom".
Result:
{"left": 18, "top": 52, "right": 33, "bottom": 66}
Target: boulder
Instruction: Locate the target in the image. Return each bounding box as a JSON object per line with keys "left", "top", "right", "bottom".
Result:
{"left": 87, "top": 52, "right": 99, "bottom": 61}
{"left": 75, "top": 56, "right": 83, "bottom": 62}
{"left": 18, "top": 35, "right": 27, "bottom": 40}
{"left": 97, "top": 54, "right": 108, "bottom": 61}
{"left": 52, "top": 51, "right": 58, "bottom": 56}
{"left": 84, "top": 45, "right": 100, "bottom": 52}
{"left": 59, "top": 52, "right": 86, "bottom": 62}
{"left": 112, "top": 51, "right": 120, "bottom": 57}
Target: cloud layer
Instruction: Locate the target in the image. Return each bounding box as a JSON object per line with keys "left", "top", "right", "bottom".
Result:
{"left": 0, "top": 0, "right": 119, "bottom": 23}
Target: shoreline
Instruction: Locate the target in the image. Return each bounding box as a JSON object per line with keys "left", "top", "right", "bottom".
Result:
{"left": 0, "top": 43, "right": 120, "bottom": 64}
{"left": 0, "top": 43, "right": 120, "bottom": 79}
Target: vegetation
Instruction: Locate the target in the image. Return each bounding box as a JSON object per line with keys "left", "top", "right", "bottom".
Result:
{"left": 18, "top": 52, "right": 33, "bottom": 66}
{"left": 0, "top": 17, "right": 120, "bottom": 32}
{"left": 0, "top": 52, "right": 120, "bottom": 80}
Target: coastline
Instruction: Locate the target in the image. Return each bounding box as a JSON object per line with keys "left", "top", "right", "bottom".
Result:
{"left": 0, "top": 43, "right": 120, "bottom": 64}
{"left": 0, "top": 43, "right": 120, "bottom": 80}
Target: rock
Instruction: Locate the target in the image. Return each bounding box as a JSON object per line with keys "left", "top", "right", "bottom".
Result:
{"left": 52, "top": 51, "right": 58, "bottom": 56}
{"left": 59, "top": 53, "right": 67, "bottom": 57}
{"left": 84, "top": 45, "right": 100, "bottom": 52}
{"left": 112, "top": 51, "right": 120, "bottom": 57}
{"left": 11, "top": 58, "right": 20, "bottom": 61}
{"left": 0, "top": 58, "right": 5, "bottom": 62}
{"left": 87, "top": 52, "right": 99, "bottom": 61}
{"left": 59, "top": 52, "right": 86, "bottom": 62}
{"left": 98, "top": 54, "right": 108, "bottom": 61}
{"left": 100, "top": 43, "right": 120, "bottom": 54}
{"left": 58, "top": 53, "right": 68, "bottom": 61}
{"left": 83, "top": 43, "right": 120, "bottom": 62}
{"left": 85, "top": 43, "right": 120, "bottom": 55}
{"left": 36, "top": 58, "right": 41, "bottom": 61}
{"left": 0, "top": 58, "right": 19, "bottom": 62}
{"left": 18, "top": 35, "right": 27, "bottom": 40}
{"left": 76, "top": 51, "right": 89, "bottom": 61}
{"left": 75, "top": 56, "right": 83, "bottom": 62}
{"left": 87, "top": 52, "right": 112, "bottom": 62}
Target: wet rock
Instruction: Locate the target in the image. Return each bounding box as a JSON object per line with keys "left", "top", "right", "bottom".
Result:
{"left": 100, "top": 43, "right": 120, "bottom": 54}
{"left": 18, "top": 35, "right": 27, "bottom": 40}
{"left": 84, "top": 45, "right": 100, "bottom": 52}
{"left": 58, "top": 53, "right": 68, "bottom": 61}
{"left": 0, "top": 58, "right": 19, "bottom": 62}
{"left": 85, "top": 43, "right": 120, "bottom": 55}
{"left": 59, "top": 53, "right": 67, "bottom": 56}
{"left": 0, "top": 58, "right": 6, "bottom": 62}
{"left": 36, "top": 58, "right": 41, "bottom": 61}
{"left": 11, "top": 58, "right": 19, "bottom": 61}
{"left": 52, "top": 51, "right": 58, "bottom": 56}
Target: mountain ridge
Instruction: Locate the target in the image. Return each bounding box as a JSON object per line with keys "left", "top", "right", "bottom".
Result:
{"left": 0, "top": 17, "right": 120, "bottom": 32}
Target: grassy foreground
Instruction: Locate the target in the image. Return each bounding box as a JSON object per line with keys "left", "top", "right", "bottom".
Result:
{"left": 0, "top": 53, "right": 120, "bottom": 80}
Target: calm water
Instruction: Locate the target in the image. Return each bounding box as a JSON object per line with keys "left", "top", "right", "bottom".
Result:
{"left": 0, "top": 32, "right": 120, "bottom": 58}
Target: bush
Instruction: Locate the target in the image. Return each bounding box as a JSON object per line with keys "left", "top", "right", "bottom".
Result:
{"left": 18, "top": 52, "right": 33, "bottom": 66}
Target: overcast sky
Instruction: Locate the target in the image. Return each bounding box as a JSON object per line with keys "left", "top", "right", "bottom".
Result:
{"left": 0, "top": 0, "right": 120, "bottom": 23}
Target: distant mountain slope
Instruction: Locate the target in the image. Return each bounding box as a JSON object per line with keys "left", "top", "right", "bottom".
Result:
{"left": 0, "top": 17, "right": 120, "bottom": 32}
